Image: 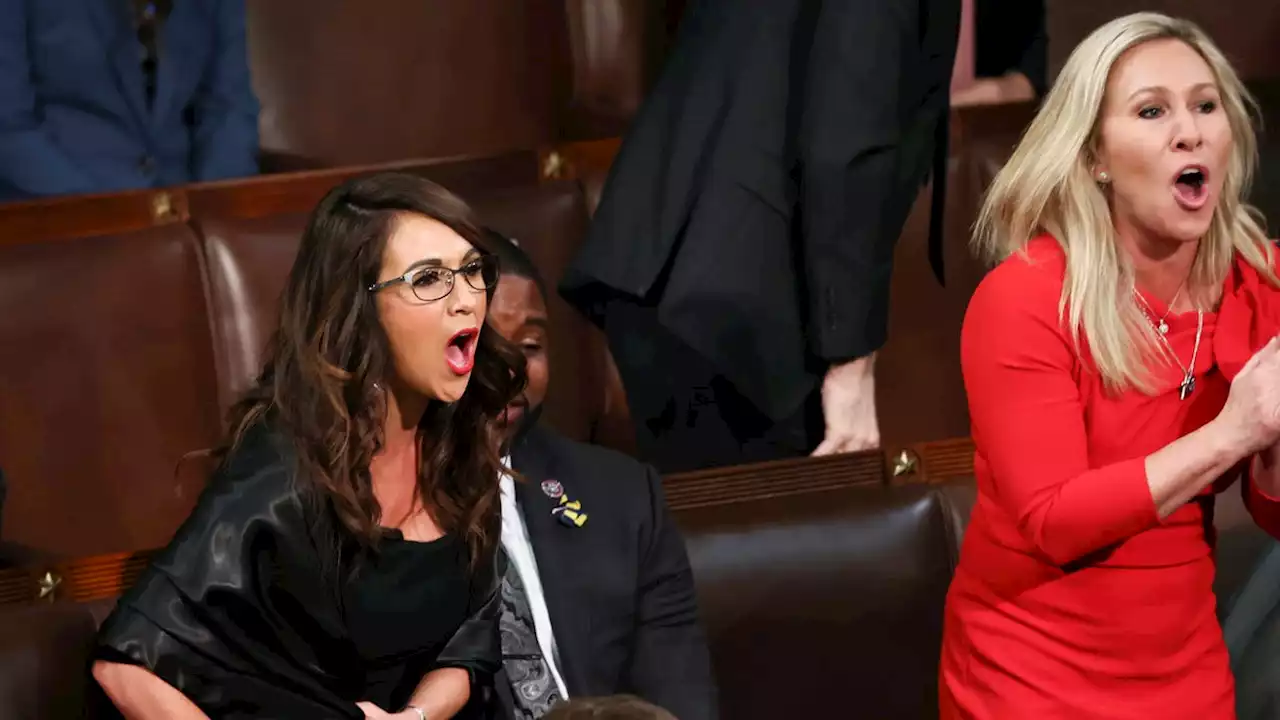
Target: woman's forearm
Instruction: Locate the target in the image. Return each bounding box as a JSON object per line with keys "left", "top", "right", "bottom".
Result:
{"left": 403, "top": 667, "right": 471, "bottom": 720}
{"left": 92, "top": 661, "right": 209, "bottom": 720}
{"left": 1146, "top": 417, "right": 1249, "bottom": 518}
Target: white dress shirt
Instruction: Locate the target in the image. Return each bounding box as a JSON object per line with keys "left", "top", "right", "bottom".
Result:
{"left": 499, "top": 459, "right": 570, "bottom": 699}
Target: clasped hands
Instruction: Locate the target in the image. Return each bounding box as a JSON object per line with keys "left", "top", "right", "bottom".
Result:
{"left": 1218, "top": 336, "right": 1280, "bottom": 493}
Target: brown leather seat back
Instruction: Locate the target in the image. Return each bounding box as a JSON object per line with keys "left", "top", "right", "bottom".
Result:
{"left": 198, "top": 213, "right": 310, "bottom": 411}
{"left": 246, "top": 0, "right": 572, "bottom": 165}
{"left": 1046, "top": 3, "right": 1280, "bottom": 82}
{"left": 677, "top": 484, "right": 962, "bottom": 720}
{"left": 0, "top": 227, "right": 222, "bottom": 557}
{"left": 0, "top": 602, "right": 103, "bottom": 719}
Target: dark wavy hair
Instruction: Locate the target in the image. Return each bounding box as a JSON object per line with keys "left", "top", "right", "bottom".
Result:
{"left": 222, "top": 172, "right": 527, "bottom": 569}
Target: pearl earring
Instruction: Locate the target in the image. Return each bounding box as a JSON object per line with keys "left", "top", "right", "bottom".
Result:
{"left": 1097, "top": 171, "right": 1110, "bottom": 183}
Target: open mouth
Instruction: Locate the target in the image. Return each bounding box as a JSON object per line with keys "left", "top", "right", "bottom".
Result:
{"left": 445, "top": 327, "right": 478, "bottom": 376}
{"left": 1172, "top": 165, "right": 1209, "bottom": 210}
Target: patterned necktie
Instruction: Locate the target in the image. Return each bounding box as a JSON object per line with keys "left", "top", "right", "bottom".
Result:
{"left": 500, "top": 567, "right": 562, "bottom": 718}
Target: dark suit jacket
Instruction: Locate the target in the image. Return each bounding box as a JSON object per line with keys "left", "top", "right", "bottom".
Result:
{"left": 0, "top": 0, "right": 259, "bottom": 200}
{"left": 560, "top": 0, "right": 960, "bottom": 420}
{"left": 499, "top": 424, "right": 717, "bottom": 720}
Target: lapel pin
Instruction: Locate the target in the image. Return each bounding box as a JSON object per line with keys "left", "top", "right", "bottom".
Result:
{"left": 551, "top": 494, "right": 588, "bottom": 528}
{"left": 540, "top": 479, "right": 564, "bottom": 499}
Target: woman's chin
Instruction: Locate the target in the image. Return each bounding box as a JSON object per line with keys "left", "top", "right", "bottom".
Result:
{"left": 1147, "top": 213, "right": 1213, "bottom": 246}
{"left": 1167, "top": 219, "right": 1214, "bottom": 245}
{"left": 430, "top": 377, "right": 471, "bottom": 405}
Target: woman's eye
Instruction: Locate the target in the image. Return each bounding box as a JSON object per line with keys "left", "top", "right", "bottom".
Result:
{"left": 412, "top": 269, "right": 447, "bottom": 287}
{"left": 1138, "top": 106, "right": 1163, "bottom": 119}
{"left": 1196, "top": 100, "right": 1217, "bottom": 114}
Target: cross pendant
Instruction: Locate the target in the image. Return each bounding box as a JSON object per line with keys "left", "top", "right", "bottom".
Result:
{"left": 1179, "top": 374, "right": 1196, "bottom": 400}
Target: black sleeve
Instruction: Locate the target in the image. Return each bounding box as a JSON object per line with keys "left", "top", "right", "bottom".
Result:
{"left": 624, "top": 466, "right": 719, "bottom": 720}
{"left": 431, "top": 545, "right": 505, "bottom": 684}
{"left": 94, "top": 427, "right": 362, "bottom": 719}
{"left": 1011, "top": 0, "right": 1048, "bottom": 97}
{"left": 798, "top": 0, "right": 920, "bottom": 361}
{"left": 974, "top": 0, "right": 1048, "bottom": 97}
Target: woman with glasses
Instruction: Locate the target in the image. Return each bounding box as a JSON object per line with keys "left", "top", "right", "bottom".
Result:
{"left": 91, "top": 172, "right": 523, "bottom": 720}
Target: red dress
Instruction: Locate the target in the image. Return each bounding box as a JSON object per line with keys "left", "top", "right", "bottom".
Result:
{"left": 939, "top": 236, "right": 1280, "bottom": 719}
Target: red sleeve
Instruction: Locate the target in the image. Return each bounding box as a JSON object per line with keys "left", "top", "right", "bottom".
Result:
{"left": 1245, "top": 466, "right": 1280, "bottom": 540}
{"left": 962, "top": 255, "right": 1159, "bottom": 566}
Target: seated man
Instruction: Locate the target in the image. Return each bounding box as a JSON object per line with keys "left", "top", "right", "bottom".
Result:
{"left": 0, "top": 0, "right": 259, "bottom": 201}
{"left": 485, "top": 229, "right": 718, "bottom": 720}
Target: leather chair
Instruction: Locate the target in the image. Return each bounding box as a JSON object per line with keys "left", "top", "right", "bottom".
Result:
{"left": 245, "top": 0, "right": 665, "bottom": 167}
{"left": 0, "top": 226, "right": 222, "bottom": 559}
{"left": 1045, "top": 1, "right": 1280, "bottom": 82}
{"left": 245, "top": 0, "right": 568, "bottom": 167}
{"left": 0, "top": 599, "right": 115, "bottom": 720}
{"left": 678, "top": 482, "right": 969, "bottom": 720}
{"left": 562, "top": 0, "right": 661, "bottom": 140}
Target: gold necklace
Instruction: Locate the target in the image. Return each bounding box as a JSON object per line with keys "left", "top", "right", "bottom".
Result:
{"left": 1133, "top": 284, "right": 1184, "bottom": 335}
{"left": 1133, "top": 287, "right": 1202, "bottom": 400}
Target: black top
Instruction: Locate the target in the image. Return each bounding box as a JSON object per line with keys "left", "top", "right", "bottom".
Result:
{"left": 94, "top": 423, "right": 502, "bottom": 718}
{"left": 974, "top": 0, "right": 1048, "bottom": 97}
{"left": 348, "top": 531, "right": 470, "bottom": 708}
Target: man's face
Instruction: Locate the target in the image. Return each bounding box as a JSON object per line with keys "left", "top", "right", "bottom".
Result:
{"left": 487, "top": 275, "right": 550, "bottom": 435}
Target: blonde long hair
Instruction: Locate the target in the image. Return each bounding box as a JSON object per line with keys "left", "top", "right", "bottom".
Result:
{"left": 974, "top": 12, "right": 1276, "bottom": 393}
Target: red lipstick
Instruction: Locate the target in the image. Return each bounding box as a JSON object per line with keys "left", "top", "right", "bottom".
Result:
{"left": 445, "top": 327, "right": 478, "bottom": 375}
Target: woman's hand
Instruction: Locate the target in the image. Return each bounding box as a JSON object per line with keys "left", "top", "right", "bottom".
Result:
{"left": 1214, "top": 336, "right": 1280, "bottom": 456}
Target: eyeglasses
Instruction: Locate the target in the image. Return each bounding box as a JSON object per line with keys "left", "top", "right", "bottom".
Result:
{"left": 367, "top": 254, "right": 500, "bottom": 302}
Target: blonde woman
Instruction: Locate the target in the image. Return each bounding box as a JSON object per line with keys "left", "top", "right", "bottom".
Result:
{"left": 941, "top": 13, "right": 1280, "bottom": 718}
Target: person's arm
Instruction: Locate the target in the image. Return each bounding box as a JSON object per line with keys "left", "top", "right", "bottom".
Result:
{"left": 624, "top": 466, "right": 718, "bottom": 720}
{"left": 1010, "top": 0, "right": 1048, "bottom": 98}
{"left": 92, "top": 662, "right": 209, "bottom": 720}
{"left": 0, "top": 0, "right": 99, "bottom": 197}
{"left": 952, "top": 0, "right": 1044, "bottom": 107}
{"left": 798, "top": 0, "right": 912, "bottom": 365}
{"left": 964, "top": 262, "right": 1268, "bottom": 566}
{"left": 387, "top": 668, "right": 471, "bottom": 720}
{"left": 800, "top": 0, "right": 927, "bottom": 454}
{"left": 93, "top": 426, "right": 363, "bottom": 718}
{"left": 1245, "top": 442, "right": 1280, "bottom": 538}
{"left": 188, "top": 0, "right": 259, "bottom": 181}
{"left": 950, "top": 73, "right": 1036, "bottom": 107}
